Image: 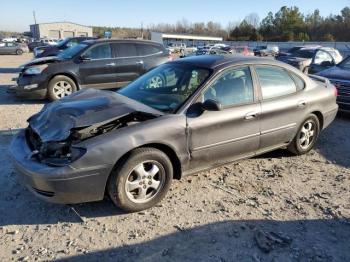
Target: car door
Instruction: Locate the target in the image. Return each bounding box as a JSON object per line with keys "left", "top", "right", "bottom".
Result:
{"left": 309, "top": 50, "right": 335, "bottom": 74}
{"left": 111, "top": 43, "right": 144, "bottom": 87}
{"left": 3, "top": 42, "right": 15, "bottom": 54}
{"left": 254, "top": 65, "right": 307, "bottom": 152}
{"left": 187, "top": 66, "right": 261, "bottom": 171}
{"left": 79, "top": 43, "right": 119, "bottom": 88}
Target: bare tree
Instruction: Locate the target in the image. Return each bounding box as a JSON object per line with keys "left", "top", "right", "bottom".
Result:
{"left": 244, "top": 13, "right": 260, "bottom": 28}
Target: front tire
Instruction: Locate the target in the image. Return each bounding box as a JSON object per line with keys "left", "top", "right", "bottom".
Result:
{"left": 288, "top": 114, "right": 320, "bottom": 155}
{"left": 108, "top": 148, "right": 173, "bottom": 212}
{"left": 47, "top": 75, "right": 77, "bottom": 101}
{"left": 16, "top": 49, "right": 23, "bottom": 55}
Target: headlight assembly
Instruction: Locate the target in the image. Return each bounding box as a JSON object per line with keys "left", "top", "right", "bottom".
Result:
{"left": 24, "top": 64, "right": 48, "bottom": 75}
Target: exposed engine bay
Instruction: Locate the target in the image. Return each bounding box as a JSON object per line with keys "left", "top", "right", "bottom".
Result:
{"left": 26, "top": 111, "right": 156, "bottom": 166}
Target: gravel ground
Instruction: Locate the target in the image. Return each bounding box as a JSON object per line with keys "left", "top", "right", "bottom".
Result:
{"left": 0, "top": 54, "right": 349, "bottom": 262}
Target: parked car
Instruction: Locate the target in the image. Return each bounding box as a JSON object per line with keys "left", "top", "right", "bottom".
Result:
{"left": 0, "top": 42, "right": 29, "bottom": 55}
{"left": 277, "top": 47, "right": 342, "bottom": 74}
{"left": 167, "top": 43, "right": 186, "bottom": 53}
{"left": 40, "top": 38, "right": 57, "bottom": 46}
{"left": 253, "top": 45, "right": 279, "bottom": 56}
{"left": 277, "top": 45, "right": 322, "bottom": 58}
{"left": 195, "top": 46, "right": 229, "bottom": 56}
{"left": 10, "top": 55, "right": 338, "bottom": 212}
{"left": 28, "top": 41, "right": 49, "bottom": 52}
{"left": 14, "top": 39, "right": 171, "bottom": 101}
{"left": 34, "top": 37, "right": 97, "bottom": 58}
{"left": 232, "top": 46, "right": 255, "bottom": 56}
{"left": 316, "top": 56, "right": 350, "bottom": 112}
{"left": 2, "top": 37, "right": 18, "bottom": 42}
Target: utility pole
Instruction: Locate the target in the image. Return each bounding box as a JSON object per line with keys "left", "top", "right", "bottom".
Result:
{"left": 33, "top": 11, "right": 37, "bottom": 40}
{"left": 141, "top": 22, "right": 144, "bottom": 39}
{"left": 33, "top": 10, "right": 37, "bottom": 24}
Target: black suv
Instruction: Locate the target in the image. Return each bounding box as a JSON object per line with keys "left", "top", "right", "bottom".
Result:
{"left": 34, "top": 37, "right": 96, "bottom": 58}
{"left": 15, "top": 39, "right": 171, "bottom": 100}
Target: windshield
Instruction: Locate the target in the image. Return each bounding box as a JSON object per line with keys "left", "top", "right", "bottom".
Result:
{"left": 57, "top": 38, "right": 70, "bottom": 48}
{"left": 118, "top": 64, "right": 211, "bottom": 113}
{"left": 293, "top": 49, "right": 314, "bottom": 58}
{"left": 57, "top": 43, "right": 87, "bottom": 59}
{"left": 338, "top": 56, "right": 350, "bottom": 69}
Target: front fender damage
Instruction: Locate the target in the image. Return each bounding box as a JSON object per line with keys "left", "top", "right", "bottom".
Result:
{"left": 26, "top": 111, "right": 158, "bottom": 166}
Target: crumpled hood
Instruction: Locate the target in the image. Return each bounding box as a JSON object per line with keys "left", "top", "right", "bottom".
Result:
{"left": 28, "top": 88, "right": 163, "bottom": 142}
{"left": 21, "top": 56, "right": 61, "bottom": 68}
{"left": 316, "top": 66, "right": 350, "bottom": 80}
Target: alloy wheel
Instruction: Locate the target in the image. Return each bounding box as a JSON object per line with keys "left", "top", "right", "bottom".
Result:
{"left": 298, "top": 121, "right": 315, "bottom": 150}
{"left": 125, "top": 161, "right": 165, "bottom": 204}
{"left": 53, "top": 81, "right": 73, "bottom": 99}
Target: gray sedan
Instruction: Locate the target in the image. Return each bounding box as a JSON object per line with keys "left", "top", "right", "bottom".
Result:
{"left": 10, "top": 55, "right": 338, "bottom": 212}
{"left": 0, "top": 42, "right": 28, "bottom": 55}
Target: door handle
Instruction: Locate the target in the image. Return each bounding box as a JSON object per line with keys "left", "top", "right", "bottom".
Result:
{"left": 297, "top": 100, "right": 307, "bottom": 108}
{"left": 136, "top": 61, "right": 144, "bottom": 65}
{"left": 106, "top": 62, "right": 116, "bottom": 66}
{"left": 245, "top": 111, "right": 259, "bottom": 120}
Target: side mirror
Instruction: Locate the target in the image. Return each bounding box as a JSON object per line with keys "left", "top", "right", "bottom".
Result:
{"left": 202, "top": 99, "right": 222, "bottom": 111}
{"left": 80, "top": 54, "right": 91, "bottom": 61}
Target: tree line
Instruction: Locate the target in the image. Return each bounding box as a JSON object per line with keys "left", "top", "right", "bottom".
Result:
{"left": 92, "top": 6, "right": 350, "bottom": 42}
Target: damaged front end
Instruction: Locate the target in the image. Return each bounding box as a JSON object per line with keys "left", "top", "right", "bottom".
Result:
{"left": 26, "top": 111, "right": 157, "bottom": 167}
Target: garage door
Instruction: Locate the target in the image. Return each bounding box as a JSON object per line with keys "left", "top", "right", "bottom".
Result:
{"left": 77, "top": 32, "right": 88, "bottom": 37}
{"left": 63, "top": 31, "right": 74, "bottom": 38}
{"left": 49, "top": 30, "right": 60, "bottom": 39}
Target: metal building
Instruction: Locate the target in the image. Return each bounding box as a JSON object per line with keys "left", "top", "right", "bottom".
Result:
{"left": 30, "top": 22, "right": 93, "bottom": 40}
{"left": 151, "top": 32, "right": 223, "bottom": 46}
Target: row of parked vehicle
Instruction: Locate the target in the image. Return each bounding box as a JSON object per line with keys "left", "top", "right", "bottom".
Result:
{"left": 9, "top": 37, "right": 350, "bottom": 113}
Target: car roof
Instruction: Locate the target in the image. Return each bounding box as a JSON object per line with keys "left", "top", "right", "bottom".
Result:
{"left": 82, "top": 38, "right": 163, "bottom": 46}
{"left": 171, "top": 55, "right": 286, "bottom": 70}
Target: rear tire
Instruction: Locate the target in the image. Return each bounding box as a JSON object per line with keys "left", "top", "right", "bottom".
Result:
{"left": 107, "top": 148, "right": 173, "bottom": 212}
{"left": 287, "top": 114, "right": 320, "bottom": 155}
{"left": 16, "top": 49, "right": 23, "bottom": 55}
{"left": 47, "top": 75, "right": 77, "bottom": 101}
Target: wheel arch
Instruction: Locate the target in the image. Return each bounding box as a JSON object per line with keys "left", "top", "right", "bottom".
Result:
{"left": 109, "top": 142, "right": 182, "bottom": 182}
{"left": 48, "top": 73, "right": 80, "bottom": 90}
{"left": 311, "top": 111, "right": 324, "bottom": 130}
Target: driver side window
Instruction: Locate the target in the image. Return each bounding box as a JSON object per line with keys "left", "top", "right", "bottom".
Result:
{"left": 203, "top": 66, "right": 254, "bottom": 107}
{"left": 84, "top": 44, "right": 112, "bottom": 59}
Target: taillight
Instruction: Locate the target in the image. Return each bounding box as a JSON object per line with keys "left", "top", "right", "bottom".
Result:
{"left": 333, "top": 85, "right": 338, "bottom": 97}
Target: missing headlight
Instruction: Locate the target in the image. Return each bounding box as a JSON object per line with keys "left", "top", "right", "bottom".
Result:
{"left": 40, "top": 146, "right": 86, "bottom": 167}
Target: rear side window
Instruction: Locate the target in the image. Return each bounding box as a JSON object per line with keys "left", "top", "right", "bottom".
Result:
{"left": 137, "top": 44, "right": 163, "bottom": 56}
{"left": 290, "top": 72, "right": 305, "bottom": 91}
{"left": 114, "top": 43, "right": 138, "bottom": 57}
{"left": 85, "top": 43, "right": 112, "bottom": 59}
{"left": 255, "top": 66, "right": 297, "bottom": 99}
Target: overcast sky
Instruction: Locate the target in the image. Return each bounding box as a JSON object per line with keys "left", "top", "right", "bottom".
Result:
{"left": 0, "top": 0, "right": 349, "bottom": 32}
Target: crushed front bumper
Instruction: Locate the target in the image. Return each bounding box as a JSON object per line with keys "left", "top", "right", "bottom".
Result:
{"left": 10, "top": 129, "right": 113, "bottom": 204}
{"left": 14, "top": 73, "right": 48, "bottom": 99}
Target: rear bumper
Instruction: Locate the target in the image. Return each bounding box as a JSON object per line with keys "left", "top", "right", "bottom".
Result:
{"left": 323, "top": 106, "right": 338, "bottom": 129}
{"left": 10, "top": 130, "right": 113, "bottom": 204}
